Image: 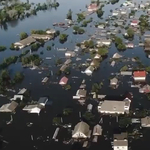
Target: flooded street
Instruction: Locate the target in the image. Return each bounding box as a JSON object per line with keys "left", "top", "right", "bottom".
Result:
{"left": 0, "top": 0, "right": 150, "bottom": 149}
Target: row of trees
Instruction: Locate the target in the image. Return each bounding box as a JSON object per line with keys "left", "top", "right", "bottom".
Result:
{"left": 0, "top": 69, "right": 24, "bottom": 93}
{"left": 73, "top": 26, "right": 85, "bottom": 34}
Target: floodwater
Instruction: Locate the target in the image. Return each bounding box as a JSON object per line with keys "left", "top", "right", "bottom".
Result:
{"left": 0, "top": 0, "right": 150, "bottom": 150}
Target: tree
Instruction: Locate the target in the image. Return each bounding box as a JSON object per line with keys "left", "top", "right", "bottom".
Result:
{"left": 20, "top": 32, "right": 28, "bottom": 40}
{"left": 52, "top": 117, "right": 61, "bottom": 125}
{"left": 97, "top": 48, "right": 108, "bottom": 56}
{"left": 14, "top": 72, "right": 24, "bottom": 83}
{"left": 119, "top": 117, "right": 131, "bottom": 128}
{"left": 0, "top": 46, "right": 6, "bottom": 51}
{"left": 120, "top": 65, "right": 128, "bottom": 71}
{"left": 59, "top": 34, "right": 68, "bottom": 42}
{"left": 47, "top": 46, "right": 51, "bottom": 51}
{"left": 91, "top": 83, "right": 101, "bottom": 93}
{"left": 83, "top": 112, "right": 95, "bottom": 121}
{"left": 77, "top": 13, "right": 85, "bottom": 22}
{"left": 66, "top": 9, "right": 72, "bottom": 20}
{"left": 63, "top": 107, "right": 73, "bottom": 115}
{"left": 96, "top": 8, "right": 104, "bottom": 18}
{"left": 127, "top": 28, "right": 134, "bottom": 38}
{"left": 115, "top": 37, "right": 123, "bottom": 45}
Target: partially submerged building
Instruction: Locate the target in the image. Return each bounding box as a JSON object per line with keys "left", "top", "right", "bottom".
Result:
{"left": 59, "top": 76, "right": 68, "bottom": 85}
{"left": 113, "top": 133, "right": 128, "bottom": 150}
{"left": 0, "top": 101, "right": 18, "bottom": 112}
{"left": 141, "top": 116, "right": 150, "bottom": 127}
{"left": 14, "top": 36, "right": 36, "bottom": 49}
{"left": 133, "top": 71, "right": 146, "bottom": 82}
{"left": 98, "top": 99, "right": 131, "bottom": 114}
{"left": 84, "top": 66, "right": 94, "bottom": 75}
{"left": 72, "top": 121, "right": 90, "bottom": 139}
{"left": 92, "top": 124, "right": 102, "bottom": 136}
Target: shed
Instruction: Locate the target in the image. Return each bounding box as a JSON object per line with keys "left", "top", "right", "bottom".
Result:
{"left": 92, "top": 124, "right": 102, "bottom": 136}
{"left": 87, "top": 104, "right": 93, "bottom": 112}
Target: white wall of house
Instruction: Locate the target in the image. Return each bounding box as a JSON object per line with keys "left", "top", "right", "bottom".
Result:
{"left": 134, "top": 77, "right": 145, "bottom": 81}
{"left": 114, "top": 146, "right": 128, "bottom": 150}
{"left": 72, "top": 132, "right": 87, "bottom": 138}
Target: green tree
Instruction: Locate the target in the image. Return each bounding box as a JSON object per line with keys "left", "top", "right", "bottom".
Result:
{"left": 20, "top": 32, "right": 28, "bottom": 40}
{"left": 0, "top": 46, "right": 6, "bottom": 51}
{"left": 127, "top": 28, "right": 134, "bottom": 38}
{"left": 14, "top": 72, "right": 24, "bottom": 83}
{"left": 59, "top": 34, "right": 68, "bottom": 41}
{"left": 83, "top": 111, "right": 95, "bottom": 121}
{"left": 97, "top": 48, "right": 108, "bottom": 56}
{"left": 66, "top": 9, "right": 72, "bottom": 20}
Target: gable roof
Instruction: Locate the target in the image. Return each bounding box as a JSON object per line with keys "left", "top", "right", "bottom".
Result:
{"left": 0, "top": 101, "right": 18, "bottom": 112}
{"left": 133, "top": 71, "right": 146, "bottom": 77}
{"left": 72, "top": 121, "right": 89, "bottom": 137}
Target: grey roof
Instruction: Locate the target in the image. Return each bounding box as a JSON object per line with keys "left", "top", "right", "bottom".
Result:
{"left": 0, "top": 101, "right": 18, "bottom": 112}
{"left": 38, "top": 97, "right": 48, "bottom": 104}
{"left": 114, "top": 132, "right": 127, "bottom": 140}
{"left": 100, "top": 100, "right": 125, "bottom": 112}
{"left": 15, "top": 36, "right": 36, "bottom": 46}
{"left": 93, "top": 124, "right": 102, "bottom": 135}
{"left": 72, "top": 121, "right": 89, "bottom": 136}
{"left": 114, "top": 140, "right": 128, "bottom": 146}
{"left": 141, "top": 116, "right": 150, "bottom": 125}
{"left": 114, "top": 133, "right": 128, "bottom": 146}
{"left": 85, "top": 66, "right": 94, "bottom": 72}
{"left": 77, "top": 89, "right": 87, "bottom": 97}
{"left": 23, "top": 104, "right": 39, "bottom": 110}
{"left": 113, "top": 53, "right": 122, "bottom": 59}
{"left": 110, "top": 77, "right": 118, "bottom": 84}
{"left": 60, "top": 64, "right": 67, "bottom": 71}
{"left": 64, "top": 59, "right": 72, "bottom": 65}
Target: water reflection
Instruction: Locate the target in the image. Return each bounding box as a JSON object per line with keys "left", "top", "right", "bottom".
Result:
{"left": 7, "top": 20, "right": 19, "bottom": 28}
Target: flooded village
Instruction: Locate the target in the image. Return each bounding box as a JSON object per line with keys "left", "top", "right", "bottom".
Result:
{"left": 1, "top": 0, "right": 150, "bottom": 150}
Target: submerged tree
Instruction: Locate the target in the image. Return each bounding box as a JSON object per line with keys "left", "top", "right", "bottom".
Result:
{"left": 66, "top": 9, "right": 72, "bottom": 20}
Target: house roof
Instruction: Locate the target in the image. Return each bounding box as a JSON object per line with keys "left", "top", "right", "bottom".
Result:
{"left": 110, "top": 77, "right": 118, "bottom": 84}
{"left": 93, "top": 124, "right": 102, "bottom": 135}
{"left": 141, "top": 116, "right": 150, "bottom": 125}
{"left": 72, "top": 121, "right": 90, "bottom": 137}
{"left": 0, "top": 101, "right": 18, "bottom": 112}
{"left": 88, "top": 3, "right": 98, "bottom": 9}
{"left": 133, "top": 71, "right": 146, "bottom": 77}
{"left": 85, "top": 66, "right": 94, "bottom": 72}
{"left": 114, "top": 140, "right": 128, "bottom": 146}
{"left": 15, "top": 36, "right": 36, "bottom": 46}
{"left": 100, "top": 100, "right": 125, "bottom": 112}
{"left": 59, "top": 76, "right": 68, "bottom": 84}
{"left": 112, "top": 53, "right": 122, "bottom": 59}
{"left": 114, "top": 132, "right": 128, "bottom": 146}
{"left": 38, "top": 97, "right": 48, "bottom": 104}
{"left": 132, "top": 20, "right": 138, "bottom": 24}
{"left": 76, "top": 89, "right": 87, "bottom": 97}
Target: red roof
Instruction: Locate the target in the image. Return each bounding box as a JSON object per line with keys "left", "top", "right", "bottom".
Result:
{"left": 132, "top": 20, "right": 138, "bottom": 23}
{"left": 133, "top": 71, "right": 146, "bottom": 77}
{"left": 88, "top": 3, "right": 98, "bottom": 9}
{"left": 59, "top": 76, "right": 68, "bottom": 85}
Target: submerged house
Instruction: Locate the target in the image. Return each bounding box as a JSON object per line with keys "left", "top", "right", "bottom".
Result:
{"left": 112, "top": 53, "right": 122, "bottom": 59}
{"left": 31, "top": 34, "right": 53, "bottom": 40}
{"left": 113, "top": 133, "right": 128, "bottom": 150}
{"left": 98, "top": 99, "right": 131, "bottom": 114}
{"left": 141, "top": 116, "right": 150, "bottom": 127}
{"left": 84, "top": 66, "right": 94, "bottom": 75}
{"left": 59, "top": 76, "right": 68, "bottom": 85}
{"left": 65, "top": 51, "right": 76, "bottom": 57}
{"left": 76, "top": 89, "right": 87, "bottom": 98}
{"left": 110, "top": 77, "right": 118, "bottom": 88}
{"left": 133, "top": 71, "right": 146, "bottom": 82}
{"left": 46, "top": 29, "right": 56, "bottom": 34}
{"left": 38, "top": 97, "right": 48, "bottom": 106}
{"left": 72, "top": 121, "right": 90, "bottom": 139}
{"left": 23, "top": 104, "right": 43, "bottom": 114}
{"left": 14, "top": 36, "right": 36, "bottom": 49}
{"left": 87, "top": 3, "right": 98, "bottom": 12}
{"left": 92, "top": 124, "right": 102, "bottom": 136}
{"left": 131, "top": 20, "right": 139, "bottom": 26}
{"left": 0, "top": 101, "right": 18, "bottom": 112}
